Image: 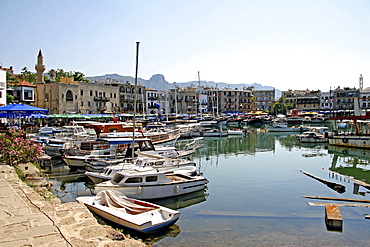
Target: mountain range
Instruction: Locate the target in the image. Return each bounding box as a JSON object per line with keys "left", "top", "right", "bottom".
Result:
{"left": 85, "top": 73, "right": 281, "bottom": 98}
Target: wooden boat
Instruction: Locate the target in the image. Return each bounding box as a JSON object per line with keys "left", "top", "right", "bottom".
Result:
{"left": 94, "top": 167, "right": 208, "bottom": 200}
{"left": 76, "top": 190, "right": 180, "bottom": 234}
{"left": 88, "top": 122, "right": 180, "bottom": 145}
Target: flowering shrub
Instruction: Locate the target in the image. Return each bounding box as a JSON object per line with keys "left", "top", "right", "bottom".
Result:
{"left": 0, "top": 128, "right": 44, "bottom": 166}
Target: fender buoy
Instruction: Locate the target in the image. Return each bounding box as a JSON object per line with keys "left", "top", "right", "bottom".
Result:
{"left": 342, "top": 138, "right": 348, "bottom": 143}
{"left": 137, "top": 186, "right": 141, "bottom": 195}
{"left": 174, "top": 185, "right": 179, "bottom": 194}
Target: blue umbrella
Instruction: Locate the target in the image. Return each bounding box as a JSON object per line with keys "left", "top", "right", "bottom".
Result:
{"left": 0, "top": 104, "right": 49, "bottom": 116}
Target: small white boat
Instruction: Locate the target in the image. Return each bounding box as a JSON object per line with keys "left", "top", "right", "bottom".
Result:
{"left": 298, "top": 131, "right": 328, "bottom": 143}
{"left": 265, "top": 124, "right": 303, "bottom": 132}
{"left": 227, "top": 129, "right": 245, "bottom": 135}
{"left": 85, "top": 156, "right": 198, "bottom": 184}
{"left": 94, "top": 167, "right": 208, "bottom": 200}
{"left": 191, "top": 129, "right": 228, "bottom": 137}
{"left": 76, "top": 190, "right": 180, "bottom": 234}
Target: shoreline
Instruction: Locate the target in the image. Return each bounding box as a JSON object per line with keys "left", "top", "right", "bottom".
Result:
{"left": 0, "top": 163, "right": 146, "bottom": 247}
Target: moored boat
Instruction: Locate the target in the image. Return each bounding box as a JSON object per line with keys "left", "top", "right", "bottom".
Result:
{"left": 265, "top": 124, "right": 303, "bottom": 132}
{"left": 85, "top": 157, "right": 198, "bottom": 184}
{"left": 298, "top": 131, "right": 327, "bottom": 143}
{"left": 76, "top": 190, "right": 180, "bottom": 234}
{"left": 94, "top": 167, "right": 208, "bottom": 200}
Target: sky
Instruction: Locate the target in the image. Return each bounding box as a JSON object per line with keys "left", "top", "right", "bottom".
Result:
{"left": 1, "top": 0, "right": 370, "bottom": 91}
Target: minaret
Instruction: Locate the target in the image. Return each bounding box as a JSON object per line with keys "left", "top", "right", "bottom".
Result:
{"left": 35, "top": 49, "right": 46, "bottom": 83}
{"left": 359, "top": 74, "right": 363, "bottom": 91}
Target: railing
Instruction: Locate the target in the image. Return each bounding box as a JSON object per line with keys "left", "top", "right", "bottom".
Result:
{"left": 93, "top": 96, "right": 110, "bottom": 102}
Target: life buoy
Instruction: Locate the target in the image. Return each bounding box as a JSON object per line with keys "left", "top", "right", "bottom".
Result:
{"left": 200, "top": 132, "right": 204, "bottom": 136}
{"left": 342, "top": 138, "right": 348, "bottom": 143}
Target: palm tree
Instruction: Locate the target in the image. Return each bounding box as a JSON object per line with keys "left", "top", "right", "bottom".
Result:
{"left": 48, "top": 69, "right": 56, "bottom": 81}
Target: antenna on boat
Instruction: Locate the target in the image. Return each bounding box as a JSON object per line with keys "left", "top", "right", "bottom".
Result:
{"left": 132, "top": 41, "right": 140, "bottom": 162}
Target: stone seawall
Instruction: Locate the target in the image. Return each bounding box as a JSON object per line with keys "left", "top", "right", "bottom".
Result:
{"left": 0, "top": 163, "right": 146, "bottom": 247}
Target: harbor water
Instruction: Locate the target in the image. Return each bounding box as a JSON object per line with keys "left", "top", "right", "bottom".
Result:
{"left": 46, "top": 126, "right": 370, "bottom": 246}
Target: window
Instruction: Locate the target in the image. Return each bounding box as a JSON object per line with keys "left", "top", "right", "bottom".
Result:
{"left": 90, "top": 90, "right": 93, "bottom": 96}
{"left": 80, "top": 89, "right": 83, "bottom": 96}
{"left": 112, "top": 173, "right": 125, "bottom": 184}
{"left": 23, "top": 89, "right": 33, "bottom": 100}
{"left": 125, "top": 177, "right": 142, "bottom": 183}
{"left": 146, "top": 176, "right": 158, "bottom": 182}
{"left": 66, "top": 90, "right": 73, "bottom": 102}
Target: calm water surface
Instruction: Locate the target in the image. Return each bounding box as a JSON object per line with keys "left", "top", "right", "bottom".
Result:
{"left": 47, "top": 127, "right": 370, "bottom": 246}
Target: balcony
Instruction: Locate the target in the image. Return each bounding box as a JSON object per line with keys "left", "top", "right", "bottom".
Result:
{"left": 94, "top": 96, "right": 110, "bottom": 102}
{"left": 148, "top": 96, "right": 158, "bottom": 100}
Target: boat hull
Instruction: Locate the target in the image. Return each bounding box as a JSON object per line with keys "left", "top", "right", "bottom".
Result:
{"left": 76, "top": 194, "right": 180, "bottom": 234}
{"left": 328, "top": 135, "right": 370, "bottom": 149}
{"left": 94, "top": 178, "right": 208, "bottom": 200}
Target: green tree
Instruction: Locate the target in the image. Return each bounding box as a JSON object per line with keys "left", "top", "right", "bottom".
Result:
{"left": 20, "top": 67, "right": 36, "bottom": 82}
{"left": 6, "top": 93, "right": 14, "bottom": 104}
{"left": 6, "top": 72, "right": 19, "bottom": 85}
{"left": 272, "top": 97, "right": 295, "bottom": 115}
{"left": 72, "top": 71, "right": 87, "bottom": 82}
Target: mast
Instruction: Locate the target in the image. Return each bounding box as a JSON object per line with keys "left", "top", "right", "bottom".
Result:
{"left": 174, "top": 82, "right": 178, "bottom": 119}
{"left": 132, "top": 41, "right": 140, "bottom": 161}
{"left": 197, "top": 71, "right": 201, "bottom": 116}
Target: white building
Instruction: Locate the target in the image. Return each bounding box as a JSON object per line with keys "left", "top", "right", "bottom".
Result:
{"left": 146, "top": 89, "right": 160, "bottom": 114}
{"left": 0, "top": 69, "right": 7, "bottom": 106}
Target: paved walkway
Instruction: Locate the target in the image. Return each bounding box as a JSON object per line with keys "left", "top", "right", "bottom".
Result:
{"left": 0, "top": 164, "right": 146, "bottom": 247}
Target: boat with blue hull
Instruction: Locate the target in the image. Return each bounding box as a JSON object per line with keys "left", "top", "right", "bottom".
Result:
{"left": 76, "top": 190, "right": 180, "bottom": 234}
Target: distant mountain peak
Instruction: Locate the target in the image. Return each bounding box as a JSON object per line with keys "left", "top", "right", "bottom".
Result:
{"left": 85, "top": 73, "right": 280, "bottom": 97}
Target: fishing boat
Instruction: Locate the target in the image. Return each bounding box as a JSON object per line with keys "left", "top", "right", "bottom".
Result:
{"left": 328, "top": 99, "right": 370, "bottom": 149}
{"left": 76, "top": 190, "right": 180, "bottom": 234}
{"left": 94, "top": 167, "right": 208, "bottom": 200}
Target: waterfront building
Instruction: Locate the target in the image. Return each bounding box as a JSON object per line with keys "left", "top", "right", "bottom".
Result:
{"left": 252, "top": 88, "right": 275, "bottom": 111}
{"left": 218, "top": 87, "right": 253, "bottom": 113}
{"left": 146, "top": 88, "right": 160, "bottom": 114}
{"left": 359, "top": 88, "right": 370, "bottom": 111}
{"left": 0, "top": 69, "right": 7, "bottom": 106}
{"left": 7, "top": 80, "right": 36, "bottom": 105}
{"left": 168, "top": 86, "right": 197, "bottom": 114}
{"left": 281, "top": 89, "right": 320, "bottom": 111}
{"left": 319, "top": 90, "right": 334, "bottom": 111}
{"left": 117, "top": 81, "right": 145, "bottom": 114}
{"left": 36, "top": 79, "right": 119, "bottom": 114}
{"left": 332, "top": 87, "right": 359, "bottom": 110}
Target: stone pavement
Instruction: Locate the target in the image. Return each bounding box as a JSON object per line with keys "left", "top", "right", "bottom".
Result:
{"left": 0, "top": 164, "right": 146, "bottom": 247}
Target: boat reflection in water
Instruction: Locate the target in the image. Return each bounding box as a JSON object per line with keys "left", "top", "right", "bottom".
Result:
{"left": 151, "top": 188, "right": 208, "bottom": 210}
{"left": 328, "top": 145, "right": 370, "bottom": 192}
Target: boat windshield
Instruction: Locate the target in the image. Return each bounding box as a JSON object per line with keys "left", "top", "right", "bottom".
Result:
{"left": 112, "top": 173, "right": 125, "bottom": 184}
